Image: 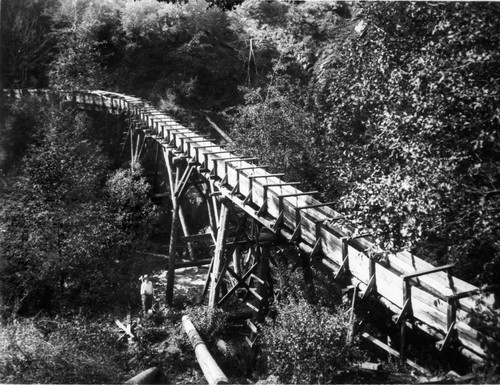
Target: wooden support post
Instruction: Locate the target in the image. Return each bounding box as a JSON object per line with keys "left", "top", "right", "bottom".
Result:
{"left": 209, "top": 203, "right": 230, "bottom": 308}
{"left": 130, "top": 126, "right": 135, "bottom": 171}
{"left": 256, "top": 241, "right": 270, "bottom": 323}
{"left": 298, "top": 248, "right": 317, "bottom": 304}
{"left": 347, "top": 284, "right": 359, "bottom": 344}
{"left": 209, "top": 180, "right": 220, "bottom": 229}
{"left": 166, "top": 203, "right": 180, "bottom": 306}
{"left": 202, "top": 183, "right": 218, "bottom": 238}
{"left": 435, "top": 296, "right": 458, "bottom": 351}
{"left": 153, "top": 142, "right": 160, "bottom": 194}
{"left": 164, "top": 152, "right": 180, "bottom": 306}
{"left": 166, "top": 160, "right": 197, "bottom": 261}
{"left": 400, "top": 277, "right": 411, "bottom": 356}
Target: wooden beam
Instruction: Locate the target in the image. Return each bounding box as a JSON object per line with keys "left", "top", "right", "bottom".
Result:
{"left": 165, "top": 154, "right": 180, "bottom": 306}
{"left": 247, "top": 173, "right": 285, "bottom": 179}
{"left": 217, "top": 262, "right": 259, "bottom": 307}
{"left": 334, "top": 237, "right": 350, "bottom": 279}
{"left": 347, "top": 284, "right": 359, "bottom": 344}
{"left": 209, "top": 203, "right": 230, "bottom": 308}
{"left": 361, "top": 333, "right": 431, "bottom": 375}
{"left": 393, "top": 298, "right": 412, "bottom": 325}
{"left": 361, "top": 275, "right": 376, "bottom": 299}
{"left": 436, "top": 321, "right": 456, "bottom": 351}
{"left": 205, "top": 115, "right": 234, "bottom": 144}
{"left": 403, "top": 264, "right": 455, "bottom": 281}
{"left": 166, "top": 204, "right": 180, "bottom": 306}
{"left": 115, "top": 319, "right": 135, "bottom": 340}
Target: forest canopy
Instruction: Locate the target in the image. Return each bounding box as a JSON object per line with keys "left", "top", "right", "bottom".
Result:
{"left": 1, "top": 0, "right": 499, "bottom": 288}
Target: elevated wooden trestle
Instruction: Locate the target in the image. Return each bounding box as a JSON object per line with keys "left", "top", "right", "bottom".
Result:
{"left": 4, "top": 88, "right": 498, "bottom": 364}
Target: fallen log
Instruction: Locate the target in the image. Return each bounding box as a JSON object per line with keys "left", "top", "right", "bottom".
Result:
{"left": 124, "top": 367, "right": 160, "bottom": 384}
{"left": 182, "top": 315, "right": 229, "bottom": 385}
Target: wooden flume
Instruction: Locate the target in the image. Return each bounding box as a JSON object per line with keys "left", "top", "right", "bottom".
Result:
{"left": 4, "top": 88, "right": 499, "bottom": 365}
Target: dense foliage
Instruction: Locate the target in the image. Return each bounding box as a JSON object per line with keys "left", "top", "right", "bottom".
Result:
{"left": 0, "top": 98, "right": 158, "bottom": 317}
{"left": 228, "top": 1, "right": 500, "bottom": 285}
{"left": 315, "top": 2, "right": 500, "bottom": 283}
{"left": 260, "top": 299, "right": 362, "bottom": 384}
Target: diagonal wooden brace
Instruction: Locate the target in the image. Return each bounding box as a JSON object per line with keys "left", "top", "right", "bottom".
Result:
{"left": 436, "top": 321, "right": 457, "bottom": 351}
{"left": 334, "top": 236, "right": 350, "bottom": 280}
{"left": 217, "top": 262, "right": 259, "bottom": 306}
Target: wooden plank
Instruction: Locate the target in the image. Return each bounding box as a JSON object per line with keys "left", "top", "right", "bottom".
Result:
{"left": 361, "top": 332, "right": 431, "bottom": 375}
{"left": 375, "top": 264, "right": 404, "bottom": 308}
{"left": 404, "top": 264, "right": 455, "bottom": 280}
{"left": 115, "top": 320, "right": 135, "bottom": 339}
{"left": 209, "top": 203, "right": 229, "bottom": 308}
{"left": 456, "top": 321, "right": 488, "bottom": 357}
{"left": 245, "top": 302, "right": 259, "bottom": 312}
{"left": 246, "top": 319, "right": 258, "bottom": 334}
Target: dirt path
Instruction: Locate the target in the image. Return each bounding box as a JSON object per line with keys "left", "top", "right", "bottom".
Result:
{"left": 154, "top": 266, "right": 209, "bottom": 307}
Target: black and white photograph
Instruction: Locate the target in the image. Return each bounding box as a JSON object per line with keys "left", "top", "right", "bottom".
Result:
{"left": 1, "top": 0, "right": 499, "bottom": 383}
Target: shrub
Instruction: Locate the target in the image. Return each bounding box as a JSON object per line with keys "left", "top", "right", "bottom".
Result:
{"left": 184, "top": 306, "right": 228, "bottom": 342}
{"left": 259, "top": 299, "right": 362, "bottom": 384}
{"left": 0, "top": 317, "right": 127, "bottom": 384}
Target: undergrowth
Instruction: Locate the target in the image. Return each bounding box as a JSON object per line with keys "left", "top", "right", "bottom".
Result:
{"left": 0, "top": 316, "right": 128, "bottom": 384}
{"left": 259, "top": 299, "right": 364, "bottom": 384}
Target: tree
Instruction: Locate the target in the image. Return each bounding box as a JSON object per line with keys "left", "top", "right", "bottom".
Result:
{"left": 314, "top": 2, "right": 500, "bottom": 284}
{"left": 228, "top": 2, "right": 500, "bottom": 285}
{"left": 229, "top": 82, "right": 320, "bottom": 189}
{"left": 0, "top": 0, "right": 58, "bottom": 88}
{"left": 49, "top": 0, "right": 122, "bottom": 90}
{"left": 0, "top": 98, "right": 158, "bottom": 316}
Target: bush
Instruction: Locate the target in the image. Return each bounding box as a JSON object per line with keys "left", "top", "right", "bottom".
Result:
{"left": 259, "top": 299, "right": 362, "bottom": 384}
{"left": 0, "top": 317, "right": 127, "bottom": 383}
{"left": 184, "top": 306, "right": 228, "bottom": 342}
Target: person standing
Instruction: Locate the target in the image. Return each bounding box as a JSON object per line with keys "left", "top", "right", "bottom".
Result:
{"left": 140, "top": 274, "right": 154, "bottom": 315}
